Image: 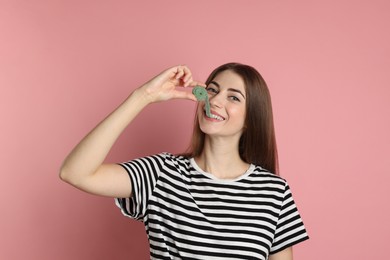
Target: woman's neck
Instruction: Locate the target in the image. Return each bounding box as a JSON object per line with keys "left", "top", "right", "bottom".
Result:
{"left": 195, "top": 136, "right": 249, "bottom": 180}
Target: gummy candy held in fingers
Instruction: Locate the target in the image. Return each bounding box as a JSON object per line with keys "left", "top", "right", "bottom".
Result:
{"left": 192, "top": 86, "right": 211, "bottom": 117}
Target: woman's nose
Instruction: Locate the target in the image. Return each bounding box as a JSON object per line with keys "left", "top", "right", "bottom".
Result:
{"left": 209, "top": 93, "right": 223, "bottom": 108}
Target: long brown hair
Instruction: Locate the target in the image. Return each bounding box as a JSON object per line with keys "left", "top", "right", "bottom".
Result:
{"left": 184, "top": 63, "right": 279, "bottom": 175}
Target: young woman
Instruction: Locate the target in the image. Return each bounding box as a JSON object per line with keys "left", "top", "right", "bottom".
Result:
{"left": 60, "top": 63, "right": 309, "bottom": 260}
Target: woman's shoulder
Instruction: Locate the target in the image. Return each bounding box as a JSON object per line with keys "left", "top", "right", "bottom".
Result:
{"left": 135, "top": 152, "right": 187, "bottom": 161}
{"left": 153, "top": 152, "right": 192, "bottom": 169}
{"left": 157, "top": 152, "right": 190, "bottom": 161}
{"left": 250, "top": 164, "right": 287, "bottom": 184}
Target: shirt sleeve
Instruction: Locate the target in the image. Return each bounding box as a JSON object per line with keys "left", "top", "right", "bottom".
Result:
{"left": 115, "top": 153, "right": 167, "bottom": 221}
{"left": 270, "top": 180, "right": 309, "bottom": 254}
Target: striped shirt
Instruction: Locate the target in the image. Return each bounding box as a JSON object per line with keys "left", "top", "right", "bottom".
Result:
{"left": 116, "top": 153, "right": 309, "bottom": 259}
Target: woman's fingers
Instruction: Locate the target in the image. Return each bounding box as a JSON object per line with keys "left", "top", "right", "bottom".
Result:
{"left": 188, "top": 80, "right": 206, "bottom": 88}
{"left": 176, "top": 66, "right": 207, "bottom": 88}
{"left": 174, "top": 65, "right": 186, "bottom": 79}
{"left": 172, "top": 88, "right": 198, "bottom": 101}
{"left": 141, "top": 64, "right": 205, "bottom": 102}
{"left": 171, "top": 66, "right": 206, "bottom": 101}
{"left": 174, "top": 65, "right": 192, "bottom": 86}
{"left": 174, "top": 66, "right": 184, "bottom": 79}
{"left": 172, "top": 80, "right": 206, "bottom": 101}
{"left": 182, "top": 76, "right": 192, "bottom": 87}
{"left": 182, "top": 66, "right": 192, "bottom": 83}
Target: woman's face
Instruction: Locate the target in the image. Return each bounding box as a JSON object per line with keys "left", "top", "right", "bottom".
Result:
{"left": 197, "top": 70, "right": 247, "bottom": 140}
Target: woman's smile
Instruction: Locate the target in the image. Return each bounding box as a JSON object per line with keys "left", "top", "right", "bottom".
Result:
{"left": 204, "top": 109, "right": 225, "bottom": 121}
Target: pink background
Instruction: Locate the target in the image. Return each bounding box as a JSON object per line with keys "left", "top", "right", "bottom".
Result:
{"left": 1, "top": 0, "right": 389, "bottom": 259}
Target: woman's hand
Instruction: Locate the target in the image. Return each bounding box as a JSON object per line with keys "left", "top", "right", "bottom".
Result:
{"left": 138, "top": 65, "right": 204, "bottom": 103}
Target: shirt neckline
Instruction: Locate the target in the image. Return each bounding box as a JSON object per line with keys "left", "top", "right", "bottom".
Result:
{"left": 189, "top": 158, "right": 255, "bottom": 183}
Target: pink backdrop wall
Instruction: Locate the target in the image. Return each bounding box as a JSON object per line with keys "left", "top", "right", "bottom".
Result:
{"left": 1, "top": 0, "right": 389, "bottom": 259}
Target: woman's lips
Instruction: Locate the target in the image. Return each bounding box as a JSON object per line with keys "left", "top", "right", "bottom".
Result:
{"left": 204, "top": 109, "right": 225, "bottom": 121}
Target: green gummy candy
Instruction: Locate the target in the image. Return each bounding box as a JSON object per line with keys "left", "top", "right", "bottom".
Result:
{"left": 192, "top": 86, "right": 207, "bottom": 100}
{"left": 192, "top": 86, "right": 211, "bottom": 117}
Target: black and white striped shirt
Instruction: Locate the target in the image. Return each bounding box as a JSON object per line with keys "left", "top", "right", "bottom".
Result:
{"left": 116, "top": 153, "right": 309, "bottom": 259}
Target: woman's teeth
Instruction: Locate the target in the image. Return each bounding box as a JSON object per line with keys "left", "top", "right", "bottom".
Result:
{"left": 208, "top": 113, "right": 224, "bottom": 121}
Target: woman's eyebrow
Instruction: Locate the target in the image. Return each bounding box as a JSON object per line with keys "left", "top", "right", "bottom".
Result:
{"left": 210, "top": 81, "right": 245, "bottom": 99}
{"left": 209, "top": 81, "right": 220, "bottom": 88}
{"left": 228, "top": 88, "right": 245, "bottom": 99}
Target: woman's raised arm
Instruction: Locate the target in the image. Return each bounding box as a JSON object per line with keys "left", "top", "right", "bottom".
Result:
{"left": 59, "top": 65, "right": 201, "bottom": 198}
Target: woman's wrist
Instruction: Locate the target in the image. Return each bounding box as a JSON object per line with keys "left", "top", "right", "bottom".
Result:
{"left": 127, "top": 86, "right": 153, "bottom": 107}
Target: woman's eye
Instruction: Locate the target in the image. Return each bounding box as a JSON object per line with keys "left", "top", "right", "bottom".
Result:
{"left": 206, "top": 87, "right": 218, "bottom": 94}
{"left": 229, "top": 96, "right": 240, "bottom": 102}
